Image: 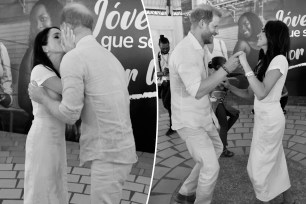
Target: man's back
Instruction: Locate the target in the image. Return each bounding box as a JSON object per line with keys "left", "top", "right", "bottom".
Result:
{"left": 60, "top": 35, "right": 137, "bottom": 166}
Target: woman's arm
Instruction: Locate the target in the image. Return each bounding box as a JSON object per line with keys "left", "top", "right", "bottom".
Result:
{"left": 227, "top": 83, "right": 254, "bottom": 99}
{"left": 41, "top": 76, "right": 62, "bottom": 95}
{"left": 239, "top": 53, "right": 283, "bottom": 100}
{"left": 233, "top": 40, "right": 249, "bottom": 54}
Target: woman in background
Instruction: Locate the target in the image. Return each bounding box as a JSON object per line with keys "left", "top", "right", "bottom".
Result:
{"left": 233, "top": 12, "right": 263, "bottom": 89}
{"left": 227, "top": 20, "right": 296, "bottom": 204}
{"left": 234, "top": 12, "right": 263, "bottom": 70}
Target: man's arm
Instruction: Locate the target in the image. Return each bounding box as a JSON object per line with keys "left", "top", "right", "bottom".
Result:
{"left": 29, "top": 52, "right": 84, "bottom": 125}
{"left": 195, "top": 52, "right": 242, "bottom": 99}
{"left": 195, "top": 68, "right": 228, "bottom": 99}
{"left": 29, "top": 81, "right": 77, "bottom": 125}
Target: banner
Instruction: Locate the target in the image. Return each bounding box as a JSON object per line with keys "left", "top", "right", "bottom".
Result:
{"left": 274, "top": 0, "right": 306, "bottom": 96}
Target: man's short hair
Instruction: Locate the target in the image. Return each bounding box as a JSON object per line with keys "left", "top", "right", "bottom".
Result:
{"left": 61, "top": 3, "right": 94, "bottom": 30}
{"left": 189, "top": 4, "right": 222, "bottom": 25}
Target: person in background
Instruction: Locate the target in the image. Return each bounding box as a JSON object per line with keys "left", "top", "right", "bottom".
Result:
{"left": 0, "top": 42, "right": 13, "bottom": 108}
{"left": 233, "top": 12, "right": 263, "bottom": 89}
{"left": 18, "top": 0, "right": 63, "bottom": 132}
{"left": 156, "top": 35, "right": 175, "bottom": 136}
{"left": 225, "top": 20, "right": 296, "bottom": 204}
{"left": 234, "top": 12, "right": 263, "bottom": 70}
{"left": 280, "top": 85, "right": 288, "bottom": 114}
{"left": 208, "top": 55, "right": 239, "bottom": 158}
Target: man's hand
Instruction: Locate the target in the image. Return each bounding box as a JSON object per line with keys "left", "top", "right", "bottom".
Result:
{"left": 224, "top": 51, "right": 244, "bottom": 73}
{"left": 61, "top": 23, "right": 76, "bottom": 53}
{"left": 28, "top": 81, "right": 47, "bottom": 104}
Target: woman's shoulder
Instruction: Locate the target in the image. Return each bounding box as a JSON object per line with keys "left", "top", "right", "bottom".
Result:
{"left": 271, "top": 55, "right": 288, "bottom": 65}
{"left": 268, "top": 55, "right": 288, "bottom": 72}
{"left": 31, "top": 64, "right": 56, "bottom": 79}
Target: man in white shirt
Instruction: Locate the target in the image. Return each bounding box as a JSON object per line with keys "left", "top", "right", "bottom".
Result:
{"left": 29, "top": 3, "right": 137, "bottom": 204}
{"left": 170, "top": 4, "right": 241, "bottom": 204}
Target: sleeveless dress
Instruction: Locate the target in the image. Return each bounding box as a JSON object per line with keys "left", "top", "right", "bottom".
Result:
{"left": 24, "top": 64, "right": 68, "bottom": 204}
{"left": 247, "top": 55, "right": 291, "bottom": 201}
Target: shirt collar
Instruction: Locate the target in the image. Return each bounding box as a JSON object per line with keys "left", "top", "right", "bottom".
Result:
{"left": 76, "top": 35, "right": 95, "bottom": 47}
{"left": 187, "top": 32, "right": 203, "bottom": 50}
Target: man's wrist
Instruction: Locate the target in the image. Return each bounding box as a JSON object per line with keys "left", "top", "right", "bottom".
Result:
{"left": 221, "top": 65, "right": 230, "bottom": 74}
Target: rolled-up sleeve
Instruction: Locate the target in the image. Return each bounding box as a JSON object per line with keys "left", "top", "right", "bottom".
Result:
{"left": 177, "top": 61, "right": 201, "bottom": 98}
{"left": 59, "top": 52, "right": 85, "bottom": 124}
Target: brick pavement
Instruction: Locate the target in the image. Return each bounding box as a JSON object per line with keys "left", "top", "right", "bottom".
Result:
{"left": 149, "top": 100, "right": 306, "bottom": 204}
{"left": 0, "top": 131, "right": 154, "bottom": 204}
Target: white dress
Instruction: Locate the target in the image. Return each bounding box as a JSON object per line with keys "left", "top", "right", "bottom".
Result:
{"left": 24, "top": 65, "right": 68, "bottom": 204}
{"left": 247, "top": 55, "right": 291, "bottom": 201}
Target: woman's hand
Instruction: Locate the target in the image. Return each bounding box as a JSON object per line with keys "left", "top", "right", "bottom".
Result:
{"left": 221, "top": 79, "right": 230, "bottom": 89}
{"left": 238, "top": 52, "right": 251, "bottom": 72}
{"left": 61, "top": 23, "right": 76, "bottom": 53}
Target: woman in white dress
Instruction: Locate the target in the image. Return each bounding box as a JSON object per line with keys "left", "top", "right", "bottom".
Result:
{"left": 225, "top": 20, "right": 296, "bottom": 204}
{"left": 24, "top": 27, "right": 69, "bottom": 204}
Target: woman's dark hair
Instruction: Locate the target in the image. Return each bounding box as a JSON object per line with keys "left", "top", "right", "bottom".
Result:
{"left": 159, "top": 35, "right": 169, "bottom": 45}
{"left": 254, "top": 20, "right": 290, "bottom": 81}
{"left": 33, "top": 27, "right": 61, "bottom": 78}
{"left": 238, "top": 12, "right": 263, "bottom": 41}
{"left": 29, "top": 0, "right": 63, "bottom": 44}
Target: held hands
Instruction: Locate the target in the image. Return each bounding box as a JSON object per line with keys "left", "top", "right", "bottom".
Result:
{"left": 60, "top": 23, "right": 76, "bottom": 53}
{"left": 28, "top": 81, "right": 47, "bottom": 104}
{"left": 223, "top": 51, "right": 244, "bottom": 73}
{"left": 220, "top": 79, "right": 230, "bottom": 90}
{"left": 237, "top": 51, "right": 250, "bottom": 71}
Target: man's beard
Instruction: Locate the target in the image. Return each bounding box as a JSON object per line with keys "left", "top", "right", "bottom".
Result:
{"left": 202, "top": 33, "right": 213, "bottom": 44}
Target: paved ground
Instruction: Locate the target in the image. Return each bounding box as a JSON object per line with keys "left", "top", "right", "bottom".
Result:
{"left": 148, "top": 100, "right": 306, "bottom": 204}
{"left": 0, "top": 131, "right": 154, "bottom": 204}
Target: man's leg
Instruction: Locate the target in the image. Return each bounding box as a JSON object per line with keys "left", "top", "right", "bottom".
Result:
{"left": 163, "top": 81, "right": 175, "bottom": 136}
{"left": 90, "top": 160, "right": 132, "bottom": 204}
{"left": 177, "top": 127, "right": 222, "bottom": 204}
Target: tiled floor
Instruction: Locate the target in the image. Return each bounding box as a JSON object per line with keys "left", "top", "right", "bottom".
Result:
{"left": 0, "top": 131, "right": 154, "bottom": 204}
{"left": 149, "top": 100, "right": 306, "bottom": 204}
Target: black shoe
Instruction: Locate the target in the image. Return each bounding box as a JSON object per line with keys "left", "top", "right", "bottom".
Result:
{"left": 174, "top": 193, "right": 196, "bottom": 203}
{"left": 166, "top": 128, "right": 176, "bottom": 136}
{"left": 221, "top": 149, "right": 234, "bottom": 157}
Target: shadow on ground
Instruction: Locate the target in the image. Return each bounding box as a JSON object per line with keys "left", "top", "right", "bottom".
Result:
{"left": 171, "top": 156, "right": 306, "bottom": 204}
{"left": 211, "top": 155, "right": 306, "bottom": 204}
